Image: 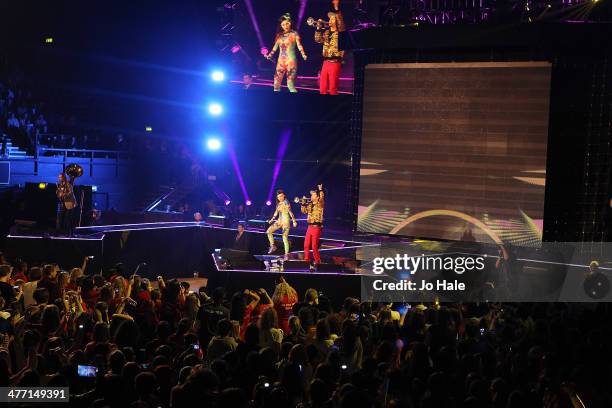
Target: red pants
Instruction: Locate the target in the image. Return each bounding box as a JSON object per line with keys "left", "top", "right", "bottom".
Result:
{"left": 320, "top": 60, "right": 341, "bottom": 95}
{"left": 304, "top": 225, "right": 322, "bottom": 264}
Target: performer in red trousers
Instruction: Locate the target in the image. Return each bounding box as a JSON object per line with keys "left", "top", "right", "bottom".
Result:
{"left": 314, "top": 0, "right": 345, "bottom": 95}
{"left": 301, "top": 184, "right": 325, "bottom": 271}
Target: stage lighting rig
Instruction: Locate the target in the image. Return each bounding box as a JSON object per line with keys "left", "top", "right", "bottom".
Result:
{"left": 208, "top": 103, "right": 223, "bottom": 116}
{"left": 206, "top": 138, "right": 222, "bottom": 151}
{"left": 211, "top": 70, "right": 225, "bottom": 82}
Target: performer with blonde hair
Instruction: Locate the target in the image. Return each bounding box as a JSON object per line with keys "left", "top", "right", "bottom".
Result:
{"left": 272, "top": 276, "right": 298, "bottom": 334}
{"left": 267, "top": 189, "right": 297, "bottom": 256}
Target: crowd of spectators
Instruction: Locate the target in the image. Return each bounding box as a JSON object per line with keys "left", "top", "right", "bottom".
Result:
{"left": 38, "top": 133, "right": 130, "bottom": 154}
{"left": 0, "top": 130, "right": 607, "bottom": 406}
{"left": 0, "top": 253, "right": 610, "bottom": 408}
{"left": 0, "top": 63, "right": 128, "bottom": 156}
{"left": 0, "top": 66, "right": 48, "bottom": 156}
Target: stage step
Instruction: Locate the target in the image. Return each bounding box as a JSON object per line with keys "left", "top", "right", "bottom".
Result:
{"left": 1, "top": 137, "right": 30, "bottom": 159}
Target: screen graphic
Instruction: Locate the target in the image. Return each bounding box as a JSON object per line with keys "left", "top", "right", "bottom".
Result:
{"left": 358, "top": 62, "right": 551, "bottom": 245}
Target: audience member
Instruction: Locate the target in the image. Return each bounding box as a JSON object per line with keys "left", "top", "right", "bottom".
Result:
{"left": 0, "top": 252, "right": 609, "bottom": 408}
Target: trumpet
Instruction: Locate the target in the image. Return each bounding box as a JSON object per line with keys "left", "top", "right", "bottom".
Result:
{"left": 65, "top": 163, "right": 84, "bottom": 179}
{"left": 306, "top": 17, "right": 330, "bottom": 29}
{"left": 294, "top": 196, "right": 312, "bottom": 205}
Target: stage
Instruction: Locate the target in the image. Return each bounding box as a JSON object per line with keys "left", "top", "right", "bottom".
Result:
{"left": 4, "top": 221, "right": 381, "bottom": 304}
{"left": 5, "top": 221, "right": 612, "bottom": 303}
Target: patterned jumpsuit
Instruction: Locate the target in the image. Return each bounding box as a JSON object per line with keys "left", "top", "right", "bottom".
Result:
{"left": 267, "top": 199, "right": 296, "bottom": 254}
{"left": 268, "top": 30, "right": 305, "bottom": 93}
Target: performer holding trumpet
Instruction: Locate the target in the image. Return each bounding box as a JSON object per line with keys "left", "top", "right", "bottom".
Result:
{"left": 297, "top": 184, "right": 325, "bottom": 270}
{"left": 267, "top": 189, "right": 298, "bottom": 257}
{"left": 308, "top": 0, "right": 346, "bottom": 95}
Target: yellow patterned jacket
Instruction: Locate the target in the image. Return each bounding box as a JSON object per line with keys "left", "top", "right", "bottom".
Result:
{"left": 314, "top": 29, "right": 344, "bottom": 61}
{"left": 301, "top": 191, "right": 325, "bottom": 226}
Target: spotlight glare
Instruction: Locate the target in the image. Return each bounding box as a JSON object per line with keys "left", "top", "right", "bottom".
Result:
{"left": 224, "top": 200, "right": 231, "bottom": 206}
{"left": 246, "top": 200, "right": 252, "bottom": 206}
{"left": 211, "top": 70, "right": 225, "bottom": 82}
{"left": 206, "top": 138, "right": 222, "bottom": 151}
{"left": 265, "top": 200, "right": 272, "bottom": 206}
{"left": 145, "top": 126, "right": 153, "bottom": 132}
{"left": 208, "top": 103, "right": 223, "bottom": 116}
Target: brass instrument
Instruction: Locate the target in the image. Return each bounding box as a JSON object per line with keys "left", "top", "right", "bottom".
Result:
{"left": 65, "top": 163, "right": 84, "bottom": 179}
{"left": 306, "top": 17, "right": 330, "bottom": 29}
{"left": 58, "top": 163, "right": 82, "bottom": 210}
{"left": 294, "top": 196, "right": 312, "bottom": 205}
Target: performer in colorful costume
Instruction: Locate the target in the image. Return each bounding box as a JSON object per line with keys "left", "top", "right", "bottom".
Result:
{"left": 266, "top": 13, "right": 307, "bottom": 93}
{"left": 267, "top": 189, "right": 298, "bottom": 255}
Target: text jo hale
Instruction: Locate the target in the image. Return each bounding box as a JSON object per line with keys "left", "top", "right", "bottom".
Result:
{"left": 373, "top": 279, "right": 466, "bottom": 291}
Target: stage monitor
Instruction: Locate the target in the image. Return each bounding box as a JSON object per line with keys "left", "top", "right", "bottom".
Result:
{"left": 358, "top": 62, "right": 551, "bottom": 246}
{"left": 218, "top": 248, "right": 263, "bottom": 270}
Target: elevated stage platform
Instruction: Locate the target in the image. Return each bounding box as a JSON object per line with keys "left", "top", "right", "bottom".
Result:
{"left": 4, "top": 222, "right": 378, "bottom": 303}
{"left": 5, "top": 221, "right": 612, "bottom": 303}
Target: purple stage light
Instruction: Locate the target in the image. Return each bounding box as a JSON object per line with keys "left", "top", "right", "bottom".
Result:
{"left": 246, "top": 200, "right": 252, "bottom": 206}
{"left": 231, "top": 45, "right": 241, "bottom": 54}
{"left": 244, "top": 0, "right": 265, "bottom": 49}
{"left": 298, "top": 0, "right": 308, "bottom": 28}
{"left": 266, "top": 200, "right": 272, "bottom": 206}
{"left": 227, "top": 142, "right": 251, "bottom": 206}
{"left": 266, "top": 128, "right": 292, "bottom": 204}
{"left": 224, "top": 200, "right": 231, "bottom": 206}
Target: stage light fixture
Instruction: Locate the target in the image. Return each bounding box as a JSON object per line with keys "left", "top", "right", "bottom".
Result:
{"left": 45, "top": 37, "right": 54, "bottom": 44}
{"left": 38, "top": 182, "right": 48, "bottom": 190}
{"left": 145, "top": 126, "right": 153, "bottom": 132}
{"left": 206, "top": 138, "right": 222, "bottom": 151}
{"left": 211, "top": 70, "right": 225, "bottom": 81}
{"left": 224, "top": 200, "right": 231, "bottom": 206}
{"left": 246, "top": 200, "right": 252, "bottom": 206}
{"left": 266, "top": 200, "right": 272, "bottom": 206}
{"left": 208, "top": 103, "right": 223, "bottom": 116}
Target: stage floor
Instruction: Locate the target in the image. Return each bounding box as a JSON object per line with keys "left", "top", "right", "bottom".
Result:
{"left": 6, "top": 221, "right": 612, "bottom": 303}
{"left": 7, "top": 221, "right": 384, "bottom": 275}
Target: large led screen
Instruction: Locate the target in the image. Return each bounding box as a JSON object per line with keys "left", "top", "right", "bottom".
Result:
{"left": 358, "top": 62, "right": 551, "bottom": 245}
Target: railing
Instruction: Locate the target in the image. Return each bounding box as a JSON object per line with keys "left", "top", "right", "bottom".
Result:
{"left": 34, "top": 147, "right": 129, "bottom": 177}
{"left": 144, "top": 187, "right": 176, "bottom": 213}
